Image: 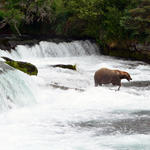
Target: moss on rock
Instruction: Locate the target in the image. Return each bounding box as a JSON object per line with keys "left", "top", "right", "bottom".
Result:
{"left": 2, "top": 57, "right": 38, "bottom": 75}
{"left": 51, "top": 64, "right": 77, "bottom": 71}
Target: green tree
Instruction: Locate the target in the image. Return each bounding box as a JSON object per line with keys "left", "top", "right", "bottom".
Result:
{"left": 121, "top": 0, "right": 150, "bottom": 43}
{"left": 62, "top": 0, "right": 132, "bottom": 46}
{"left": 0, "top": 0, "right": 54, "bottom": 35}
{"left": 0, "top": 0, "right": 24, "bottom": 35}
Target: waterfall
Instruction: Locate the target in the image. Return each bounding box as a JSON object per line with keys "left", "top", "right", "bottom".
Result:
{"left": 0, "top": 40, "right": 99, "bottom": 112}
{"left": 0, "top": 61, "right": 36, "bottom": 112}
{"left": 11, "top": 40, "right": 100, "bottom": 59}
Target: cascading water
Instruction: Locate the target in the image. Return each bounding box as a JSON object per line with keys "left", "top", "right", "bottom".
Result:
{"left": 0, "top": 40, "right": 150, "bottom": 150}
{"left": 0, "top": 61, "right": 36, "bottom": 112}
{"left": 10, "top": 40, "right": 99, "bottom": 59}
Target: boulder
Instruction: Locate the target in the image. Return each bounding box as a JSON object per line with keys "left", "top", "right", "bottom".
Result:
{"left": 51, "top": 64, "right": 77, "bottom": 71}
{"left": 1, "top": 57, "right": 38, "bottom": 75}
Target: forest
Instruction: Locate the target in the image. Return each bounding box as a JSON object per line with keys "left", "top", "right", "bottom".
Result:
{"left": 0, "top": 0, "right": 150, "bottom": 50}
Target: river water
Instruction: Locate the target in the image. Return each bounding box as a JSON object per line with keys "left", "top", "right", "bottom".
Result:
{"left": 0, "top": 40, "right": 150, "bottom": 150}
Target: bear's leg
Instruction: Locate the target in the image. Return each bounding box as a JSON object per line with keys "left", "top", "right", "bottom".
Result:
{"left": 94, "top": 80, "right": 102, "bottom": 87}
{"left": 95, "top": 80, "right": 98, "bottom": 87}
{"left": 117, "top": 82, "right": 121, "bottom": 91}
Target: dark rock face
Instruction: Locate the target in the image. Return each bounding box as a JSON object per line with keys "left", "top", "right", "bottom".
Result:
{"left": 101, "top": 43, "right": 150, "bottom": 64}
{"left": 0, "top": 38, "right": 12, "bottom": 51}
{"left": 0, "top": 34, "right": 87, "bottom": 51}
{"left": 0, "top": 35, "right": 41, "bottom": 51}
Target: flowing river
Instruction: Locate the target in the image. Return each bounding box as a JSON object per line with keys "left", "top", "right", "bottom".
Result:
{"left": 0, "top": 40, "right": 150, "bottom": 150}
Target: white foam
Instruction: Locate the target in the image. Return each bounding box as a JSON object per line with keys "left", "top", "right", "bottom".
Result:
{"left": 0, "top": 40, "right": 149, "bottom": 150}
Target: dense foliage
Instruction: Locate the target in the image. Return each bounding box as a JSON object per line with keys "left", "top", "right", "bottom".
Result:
{"left": 0, "top": 0, "right": 54, "bottom": 35}
{"left": 0, "top": 0, "right": 149, "bottom": 48}
{"left": 121, "top": 0, "right": 150, "bottom": 44}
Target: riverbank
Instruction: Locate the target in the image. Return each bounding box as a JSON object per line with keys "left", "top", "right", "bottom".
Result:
{"left": 101, "top": 46, "right": 150, "bottom": 64}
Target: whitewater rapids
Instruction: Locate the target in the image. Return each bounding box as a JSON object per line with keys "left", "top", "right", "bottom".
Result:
{"left": 0, "top": 40, "right": 149, "bottom": 150}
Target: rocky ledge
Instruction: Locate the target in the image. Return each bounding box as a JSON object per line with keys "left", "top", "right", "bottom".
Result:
{"left": 102, "top": 44, "right": 150, "bottom": 64}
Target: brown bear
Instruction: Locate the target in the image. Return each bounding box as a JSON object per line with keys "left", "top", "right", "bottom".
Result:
{"left": 94, "top": 68, "right": 132, "bottom": 90}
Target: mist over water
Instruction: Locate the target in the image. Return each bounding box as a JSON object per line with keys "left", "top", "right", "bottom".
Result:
{"left": 0, "top": 40, "right": 150, "bottom": 150}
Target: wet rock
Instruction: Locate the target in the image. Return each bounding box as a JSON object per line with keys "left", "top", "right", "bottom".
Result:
{"left": 51, "top": 64, "right": 77, "bottom": 71}
{"left": 0, "top": 34, "right": 86, "bottom": 51}
{"left": 1, "top": 57, "right": 38, "bottom": 75}
{"left": 122, "top": 81, "right": 150, "bottom": 87}
{"left": 102, "top": 43, "right": 150, "bottom": 64}
{"left": 0, "top": 35, "right": 41, "bottom": 51}
{"left": 49, "top": 83, "right": 84, "bottom": 92}
{"left": 136, "top": 44, "right": 150, "bottom": 51}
